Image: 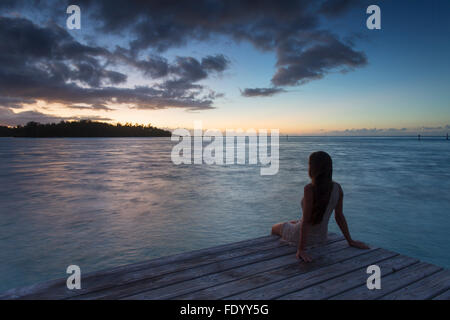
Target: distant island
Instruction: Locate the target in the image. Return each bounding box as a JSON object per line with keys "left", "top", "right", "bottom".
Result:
{"left": 0, "top": 120, "right": 172, "bottom": 138}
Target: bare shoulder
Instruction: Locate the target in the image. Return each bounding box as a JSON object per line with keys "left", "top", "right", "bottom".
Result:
{"left": 304, "top": 183, "right": 314, "bottom": 193}
{"left": 333, "top": 181, "right": 344, "bottom": 196}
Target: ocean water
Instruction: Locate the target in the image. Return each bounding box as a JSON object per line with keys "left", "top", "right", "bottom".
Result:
{"left": 0, "top": 136, "right": 449, "bottom": 292}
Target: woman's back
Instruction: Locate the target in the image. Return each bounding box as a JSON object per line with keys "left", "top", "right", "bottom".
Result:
{"left": 305, "top": 182, "right": 340, "bottom": 245}
{"left": 281, "top": 182, "right": 341, "bottom": 247}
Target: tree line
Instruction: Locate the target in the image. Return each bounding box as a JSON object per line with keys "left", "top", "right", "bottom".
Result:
{"left": 0, "top": 120, "right": 172, "bottom": 137}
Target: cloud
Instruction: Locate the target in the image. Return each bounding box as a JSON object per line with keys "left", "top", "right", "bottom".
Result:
{"left": 124, "top": 54, "right": 170, "bottom": 79}
{"left": 318, "top": 0, "right": 362, "bottom": 17}
{"left": 0, "top": 97, "right": 36, "bottom": 108}
{"left": 241, "top": 87, "right": 286, "bottom": 97}
{"left": 66, "top": 104, "right": 116, "bottom": 112}
{"left": 319, "top": 126, "right": 450, "bottom": 136}
{"left": 0, "top": 107, "right": 67, "bottom": 126}
{"left": 0, "top": 106, "right": 114, "bottom": 126}
{"left": 112, "top": 47, "right": 229, "bottom": 83}
{"left": 0, "top": 17, "right": 120, "bottom": 87}
{"left": 272, "top": 32, "right": 367, "bottom": 86}
{"left": 201, "top": 55, "right": 230, "bottom": 73}
{"left": 0, "top": 0, "right": 368, "bottom": 125}
{"left": 0, "top": 16, "right": 228, "bottom": 121}
{"left": 72, "top": 0, "right": 317, "bottom": 50}
{"left": 67, "top": 0, "right": 366, "bottom": 94}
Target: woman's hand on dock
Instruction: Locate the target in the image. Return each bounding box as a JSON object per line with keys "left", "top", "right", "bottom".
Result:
{"left": 349, "top": 240, "right": 370, "bottom": 249}
{"left": 296, "top": 249, "right": 313, "bottom": 262}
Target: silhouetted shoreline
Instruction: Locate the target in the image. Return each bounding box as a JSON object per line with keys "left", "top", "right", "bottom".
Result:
{"left": 0, "top": 120, "right": 171, "bottom": 138}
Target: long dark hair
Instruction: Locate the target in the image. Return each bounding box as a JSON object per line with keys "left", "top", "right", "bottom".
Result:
{"left": 308, "top": 151, "right": 333, "bottom": 225}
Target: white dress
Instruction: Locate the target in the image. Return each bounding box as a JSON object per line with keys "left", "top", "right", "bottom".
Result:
{"left": 281, "top": 182, "right": 340, "bottom": 247}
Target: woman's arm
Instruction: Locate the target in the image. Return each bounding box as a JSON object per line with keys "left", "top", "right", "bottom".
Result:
{"left": 296, "top": 185, "right": 314, "bottom": 262}
{"left": 334, "top": 185, "right": 369, "bottom": 249}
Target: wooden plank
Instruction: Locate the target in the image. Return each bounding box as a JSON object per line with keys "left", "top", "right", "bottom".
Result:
{"left": 1, "top": 233, "right": 341, "bottom": 300}
{"left": 433, "top": 289, "right": 450, "bottom": 300}
{"left": 175, "top": 245, "right": 379, "bottom": 300}
{"left": 72, "top": 234, "right": 343, "bottom": 300}
{"left": 380, "top": 270, "right": 450, "bottom": 300}
{"left": 124, "top": 239, "right": 351, "bottom": 300}
{"left": 0, "top": 234, "right": 280, "bottom": 300}
{"left": 5, "top": 231, "right": 446, "bottom": 301}
{"left": 226, "top": 248, "right": 395, "bottom": 300}
{"left": 277, "top": 254, "right": 418, "bottom": 300}
{"left": 330, "top": 262, "right": 441, "bottom": 300}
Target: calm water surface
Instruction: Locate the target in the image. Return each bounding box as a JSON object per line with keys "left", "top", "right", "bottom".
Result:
{"left": 0, "top": 137, "right": 449, "bottom": 292}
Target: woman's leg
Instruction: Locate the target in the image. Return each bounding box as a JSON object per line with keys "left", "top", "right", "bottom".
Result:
{"left": 271, "top": 222, "right": 284, "bottom": 236}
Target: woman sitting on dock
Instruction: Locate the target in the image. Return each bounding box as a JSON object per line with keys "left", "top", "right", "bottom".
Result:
{"left": 271, "top": 151, "right": 369, "bottom": 262}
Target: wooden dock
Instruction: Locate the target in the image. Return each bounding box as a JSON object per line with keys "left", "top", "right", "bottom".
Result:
{"left": 1, "top": 233, "right": 449, "bottom": 300}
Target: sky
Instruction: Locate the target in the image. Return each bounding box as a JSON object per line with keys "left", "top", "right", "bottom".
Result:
{"left": 0, "top": 0, "right": 449, "bottom": 135}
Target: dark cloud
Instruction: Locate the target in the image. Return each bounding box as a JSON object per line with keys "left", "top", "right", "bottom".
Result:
{"left": 111, "top": 48, "right": 229, "bottom": 83}
{"left": 164, "top": 55, "right": 228, "bottom": 83}
{"left": 318, "top": 0, "right": 362, "bottom": 17}
{"left": 0, "top": 17, "right": 119, "bottom": 87}
{"left": 170, "top": 57, "right": 208, "bottom": 82}
{"left": 201, "top": 55, "right": 229, "bottom": 73}
{"left": 71, "top": 116, "right": 113, "bottom": 122}
{"left": 0, "top": 97, "right": 36, "bottom": 108}
{"left": 0, "top": 106, "right": 114, "bottom": 126}
{"left": 272, "top": 33, "right": 367, "bottom": 86}
{"left": 67, "top": 104, "right": 116, "bottom": 111}
{"left": 73, "top": 0, "right": 317, "bottom": 52}
{"left": 68, "top": 0, "right": 366, "bottom": 96}
{"left": 0, "top": 0, "right": 368, "bottom": 125}
{"left": 0, "top": 16, "right": 228, "bottom": 125}
{"left": 241, "top": 87, "right": 286, "bottom": 97}
{"left": 321, "top": 126, "right": 450, "bottom": 136}
{"left": 112, "top": 47, "right": 170, "bottom": 79}
{"left": 0, "top": 107, "right": 67, "bottom": 126}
